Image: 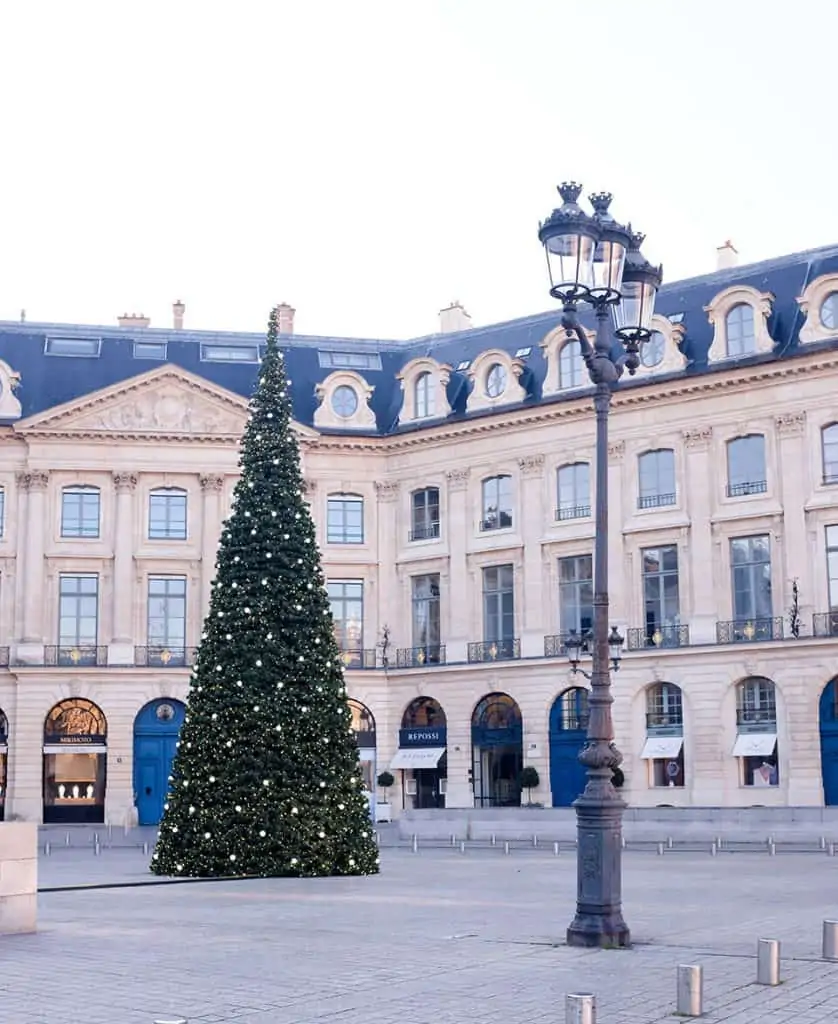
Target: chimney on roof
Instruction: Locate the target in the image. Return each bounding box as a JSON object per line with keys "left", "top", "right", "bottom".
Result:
{"left": 276, "top": 302, "right": 295, "bottom": 335}
{"left": 117, "top": 313, "right": 151, "bottom": 328}
{"left": 20, "top": 309, "right": 25, "bottom": 323}
{"left": 439, "top": 300, "right": 472, "bottom": 334}
{"left": 173, "top": 300, "right": 186, "bottom": 330}
{"left": 716, "top": 240, "right": 738, "bottom": 271}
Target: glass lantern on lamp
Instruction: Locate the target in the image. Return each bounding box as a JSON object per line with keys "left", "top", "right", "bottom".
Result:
{"left": 537, "top": 182, "right": 601, "bottom": 304}
{"left": 588, "top": 192, "right": 631, "bottom": 303}
{"left": 612, "top": 231, "right": 663, "bottom": 372}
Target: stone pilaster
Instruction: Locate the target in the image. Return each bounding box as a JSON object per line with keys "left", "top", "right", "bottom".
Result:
{"left": 445, "top": 468, "right": 470, "bottom": 663}
{"left": 199, "top": 474, "right": 225, "bottom": 626}
{"left": 518, "top": 454, "right": 545, "bottom": 656}
{"left": 682, "top": 427, "right": 715, "bottom": 643}
{"left": 775, "top": 412, "right": 809, "bottom": 629}
{"left": 110, "top": 473, "right": 137, "bottom": 655}
{"left": 606, "top": 441, "right": 626, "bottom": 626}
{"left": 20, "top": 472, "right": 48, "bottom": 645}
{"left": 374, "top": 481, "right": 400, "bottom": 654}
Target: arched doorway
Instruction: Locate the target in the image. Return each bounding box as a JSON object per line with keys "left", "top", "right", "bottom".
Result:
{"left": 471, "top": 692, "right": 523, "bottom": 808}
{"left": 348, "top": 699, "right": 376, "bottom": 793}
{"left": 819, "top": 679, "right": 838, "bottom": 804}
{"left": 0, "top": 709, "right": 8, "bottom": 821}
{"left": 393, "top": 697, "right": 447, "bottom": 809}
{"left": 43, "top": 698, "right": 107, "bottom": 824}
{"left": 133, "top": 698, "right": 186, "bottom": 826}
{"left": 549, "top": 687, "right": 589, "bottom": 807}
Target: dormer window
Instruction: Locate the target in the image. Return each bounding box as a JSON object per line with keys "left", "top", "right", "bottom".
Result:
{"left": 415, "top": 372, "right": 436, "bottom": 418}
{"left": 331, "top": 385, "right": 359, "bottom": 419}
{"left": 726, "top": 304, "right": 756, "bottom": 357}
{"left": 640, "top": 331, "right": 665, "bottom": 368}
{"left": 560, "top": 341, "right": 585, "bottom": 389}
{"left": 798, "top": 275, "right": 838, "bottom": 344}
{"left": 822, "top": 293, "right": 838, "bottom": 330}
{"left": 485, "top": 364, "right": 507, "bottom": 398}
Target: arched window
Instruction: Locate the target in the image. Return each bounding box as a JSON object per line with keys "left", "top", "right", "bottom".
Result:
{"left": 726, "top": 435, "right": 766, "bottom": 497}
{"left": 637, "top": 449, "right": 676, "bottom": 509}
{"left": 734, "top": 677, "right": 778, "bottom": 788}
{"left": 471, "top": 692, "right": 523, "bottom": 808}
{"left": 556, "top": 463, "right": 590, "bottom": 520}
{"left": 402, "top": 696, "right": 447, "bottom": 729}
{"left": 415, "top": 372, "right": 436, "bottom": 419}
{"left": 555, "top": 687, "right": 589, "bottom": 731}
{"left": 559, "top": 341, "right": 585, "bottom": 389}
{"left": 43, "top": 699, "right": 107, "bottom": 824}
{"left": 149, "top": 487, "right": 188, "bottom": 540}
{"left": 726, "top": 304, "right": 756, "bottom": 357}
{"left": 643, "top": 683, "right": 685, "bottom": 787}
{"left": 822, "top": 424, "right": 838, "bottom": 485}
{"left": 481, "top": 475, "right": 513, "bottom": 530}
{"left": 61, "top": 485, "right": 101, "bottom": 538}
{"left": 348, "top": 698, "right": 376, "bottom": 742}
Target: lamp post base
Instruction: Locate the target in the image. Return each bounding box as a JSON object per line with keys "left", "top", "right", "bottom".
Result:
{"left": 566, "top": 788, "right": 631, "bottom": 949}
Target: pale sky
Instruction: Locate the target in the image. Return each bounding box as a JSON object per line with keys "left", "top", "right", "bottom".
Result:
{"left": 1, "top": 1, "right": 835, "bottom": 341}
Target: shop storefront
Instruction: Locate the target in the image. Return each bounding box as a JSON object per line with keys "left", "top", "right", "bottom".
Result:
{"left": 390, "top": 697, "right": 447, "bottom": 809}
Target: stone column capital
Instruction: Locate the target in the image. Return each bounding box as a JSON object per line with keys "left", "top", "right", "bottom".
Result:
{"left": 112, "top": 472, "right": 138, "bottom": 493}
{"left": 200, "top": 474, "right": 225, "bottom": 492}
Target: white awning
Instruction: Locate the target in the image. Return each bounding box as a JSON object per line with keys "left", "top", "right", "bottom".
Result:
{"left": 390, "top": 747, "right": 445, "bottom": 770}
{"left": 732, "top": 732, "right": 777, "bottom": 758}
{"left": 640, "top": 736, "right": 683, "bottom": 760}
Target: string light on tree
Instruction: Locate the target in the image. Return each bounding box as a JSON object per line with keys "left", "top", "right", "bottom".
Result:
{"left": 151, "top": 306, "right": 379, "bottom": 879}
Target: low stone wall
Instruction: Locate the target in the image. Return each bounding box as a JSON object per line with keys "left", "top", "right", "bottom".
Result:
{"left": 398, "top": 806, "right": 838, "bottom": 842}
{"left": 0, "top": 822, "right": 37, "bottom": 934}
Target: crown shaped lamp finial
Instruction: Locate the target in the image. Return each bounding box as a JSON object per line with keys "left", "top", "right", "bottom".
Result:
{"left": 558, "top": 181, "right": 584, "bottom": 204}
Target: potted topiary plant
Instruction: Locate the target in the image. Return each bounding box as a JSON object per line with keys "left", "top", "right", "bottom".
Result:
{"left": 376, "top": 770, "right": 395, "bottom": 823}
{"left": 519, "top": 765, "right": 540, "bottom": 806}
{"left": 612, "top": 766, "right": 625, "bottom": 789}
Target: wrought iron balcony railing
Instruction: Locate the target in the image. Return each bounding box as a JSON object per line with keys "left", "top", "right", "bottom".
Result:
{"left": 813, "top": 612, "right": 838, "bottom": 638}
{"left": 716, "top": 618, "right": 783, "bottom": 644}
{"left": 339, "top": 648, "right": 378, "bottom": 669}
{"left": 726, "top": 480, "right": 767, "bottom": 497}
{"left": 395, "top": 645, "right": 446, "bottom": 667}
{"left": 736, "top": 707, "right": 777, "bottom": 730}
{"left": 479, "top": 511, "right": 513, "bottom": 531}
{"left": 554, "top": 504, "right": 591, "bottom": 521}
{"left": 637, "top": 492, "right": 676, "bottom": 510}
{"left": 645, "top": 713, "right": 684, "bottom": 736}
{"left": 408, "top": 521, "right": 440, "bottom": 542}
{"left": 544, "top": 631, "right": 593, "bottom": 658}
{"left": 467, "top": 639, "right": 520, "bottom": 663}
{"left": 134, "top": 646, "right": 197, "bottom": 668}
{"left": 626, "top": 625, "right": 690, "bottom": 650}
{"left": 45, "top": 645, "right": 108, "bottom": 667}
{"left": 0, "top": 646, "right": 9, "bottom": 668}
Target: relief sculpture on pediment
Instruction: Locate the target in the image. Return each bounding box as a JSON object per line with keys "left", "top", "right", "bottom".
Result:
{"left": 82, "top": 388, "right": 243, "bottom": 435}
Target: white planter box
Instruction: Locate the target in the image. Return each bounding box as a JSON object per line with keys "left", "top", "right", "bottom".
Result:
{"left": 376, "top": 802, "right": 392, "bottom": 823}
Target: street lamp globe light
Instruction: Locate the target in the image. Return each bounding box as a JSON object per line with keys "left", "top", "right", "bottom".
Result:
{"left": 537, "top": 182, "right": 601, "bottom": 304}
{"left": 589, "top": 192, "right": 631, "bottom": 303}
{"left": 612, "top": 230, "right": 664, "bottom": 372}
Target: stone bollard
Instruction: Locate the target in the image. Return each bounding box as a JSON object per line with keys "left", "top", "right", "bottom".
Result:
{"left": 710, "top": 841, "right": 717, "bottom": 857}
{"left": 757, "top": 938, "right": 780, "bottom": 985}
{"left": 450, "top": 833, "right": 456, "bottom": 847}
{"left": 43, "top": 842, "right": 51, "bottom": 857}
{"left": 553, "top": 842, "right": 560, "bottom": 856}
{"left": 676, "top": 965, "right": 703, "bottom": 1017}
{"left": 565, "top": 993, "right": 595, "bottom": 1024}
{"left": 143, "top": 841, "right": 150, "bottom": 856}
{"left": 830, "top": 843, "right": 836, "bottom": 857}
{"left": 656, "top": 842, "right": 665, "bottom": 856}
{"left": 823, "top": 920, "right": 838, "bottom": 961}
{"left": 666, "top": 836, "right": 674, "bottom": 849}
{"left": 532, "top": 834, "right": 538, "bottom": 848}
{"left": 459, "top": 841, "right": 465, "bottom": 854}
{"left": 411, "top": 835, "right": 418, "bottom": 853}
{"left": 491, "top": 834, "right": 497, "bottom": 846}
{"left": 65, "top": 831, "right": 71, "bottom": 847}
{"left": 768, "top": 840, "right": 776, "bottom": 857}
{"left": 504, "top": 841, "right": 510, "bottom": 855}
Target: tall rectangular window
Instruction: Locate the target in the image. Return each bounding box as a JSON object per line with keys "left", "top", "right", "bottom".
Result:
{"left": 827, "top": 526, "right": 838, "bottom": 611}
{"left": 823, "top": 425, "right": 838, "bottom": 484}
{"left": 726, "top": 435, "right": 767, "bottom": 496}
{"left": 327, "top": 495, "right": 364, "bottom": 544}
{"left": 410, "top": 488, "right": 440, "bottom": 541}
{"left": 482, "top": 565, "right": 514, "bottom": 643}
{"left": 61, "top": 486, "right": 101, "bottom": 538}
{"left": 411, "top": 574, "right": 441, "bottom": 653}
{"left": 327, "top": 580, "right": 364, "bottom": 666}
{"left": 559, "top": 555, "right": 593, "bottom": 637}
{"left": 638, "top": 449, "right": 676, "bottom": 509}
{"left": 149, "top": 488, "right": 187, "bottom": 540}
{"left": 481, "top": 475, "right": 513, "bottom": 530}
{"left": 731, "top": 535, "right": 772, "bottom": 620}
{"left": 147, "top": 577, "right": 187, "bottom": 663}
{"left": 0, "top": 487, "right": 5, "bottom": 538}
{"left": 556, "top": 463, "right": 591, "bottom": 520}
{"left": 58, "top": 575, "right": 98, "bottom": 652}
{"left": 641, "top": 545, "right": 680, "bottom": 642}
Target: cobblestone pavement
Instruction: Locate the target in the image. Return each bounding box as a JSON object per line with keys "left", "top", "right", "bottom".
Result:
{"left": 6, "top": 847, "right": 838, "bottom": 1023}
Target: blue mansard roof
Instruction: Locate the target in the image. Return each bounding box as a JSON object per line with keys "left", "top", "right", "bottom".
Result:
{"left": 2, "top": 242, "right": 838, "bottom": 434}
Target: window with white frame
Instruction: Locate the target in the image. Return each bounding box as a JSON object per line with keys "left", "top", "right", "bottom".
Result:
{"left": 61, "top": 486, "right": 101, "bottom": 538}
{"left": 726, "top": 435, "right": 767, "bottom": 497}
{"left": 411, "top": 574, "right": 441, "bottom": 657}
{"left": 559, "top": 555, "right": 593, "bottom": 639}
{"left": 559, "top": 341, "right": 585, "bottom": 389}
{"left": 326, "top": 580, "right": 364, "bottom": 666}
{"left": 730, "top": 535, "right": 773, "bottom": 639}
{"left": 480, "top": 475, "right": 513, "bottom": 530}
{"left": 149, "top": 488, "right": 188, "bottom": 540}
{"left": 641, "top": 546, "right": 680, "bottom": 646}
{"left": 58, "top": 574, "right": 99, "bottom": 661}
{"left": 637, "top": 449, "right": 676, "bottom": 509}
{"left": 735, "top": 676, "right": 778, "bottom": 787}
{"left": 556, "top": 463, "right": 590, "bottom": 520}
{"left": 414, "top": 372, "right": 436, "bottom": 419}
{"left": 822, "top": 424, "right": 838, "bottom": 485}
{"left": 326, "top": 494, "right": 364, "bottom": 544}
{"left": 482, "top": 565, "right": 514, "bottom": 646}
{"left": 410, "top": 487, "right": 440, "bottom": 541}
{"left": 725, "top": 304, "right": 756, "bottom": 357}
{"left": 147, "top": 576, "right": 187, "bottom": 664}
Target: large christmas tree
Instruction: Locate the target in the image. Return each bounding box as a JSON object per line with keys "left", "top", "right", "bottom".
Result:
{"left": 151, "top": 308, "right": 379, "bottom": 878}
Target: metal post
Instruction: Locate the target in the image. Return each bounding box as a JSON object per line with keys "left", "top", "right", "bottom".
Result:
{"left": 768, "top": 840, "right": 776, "bottom": 857}
{"left": 710, "top": 841, "right": 717, "bottom": 857}
{"left": 823, "top": 920, "right": 838, "bottom": 961}
{"left": 756, "top": 938, "right": 780, "bottom": 985}
{"left": 676, "top": 965, "right": 703, "bottom": 1017}
{"left": 411, "top": 835, "right": 418, "bottom": 853}
{"left": 504, "top": 841, "right": 510, "bottom": 855}
{"left": 666, "top": 836, "right": 673, "bottom": 849}
{"left": 554, "top": 842, "right": 560, "bottom": 856}
{"left": 491, "top": 834, "right": 497, "bottom": 846}
{"left": 830, "top": 842, "right": 836, "bottom": 857}
{"left": 532, "top": 834, "right": 538, "bottom": 848}
{"left": 44, "top": 841, "right": 51, "bottom": 857}
{"left": 565, "top": 993, "right": 596, "bottom": 1024}
{"left": 459, "top": 841, "right": 465, "bottom": 854}
{"left": 566, "top": 304, "right": 630, "bottom": 949}
{"left": 450, "top": 833, "right": 456, "bottom": 847}
{"left": 65, "top": 831, "right": 71, "bottom": 847}
{"left": 143, "top": 841, "right": 149, "bottom": 856}
{"left": 656, "top": 842, "right": 664, "bottom": 856}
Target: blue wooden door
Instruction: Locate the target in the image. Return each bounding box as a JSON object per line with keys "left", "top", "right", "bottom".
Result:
{"left": 819, "top": 680, "right": 838, "bottom": 805}
{"left": 550, "top": 688, "right": 589, "bottom": 807}
{"left": 133, "top": 700, "right": 185, "bottom": 826}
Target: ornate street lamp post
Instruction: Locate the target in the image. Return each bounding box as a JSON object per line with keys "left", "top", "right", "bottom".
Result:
{"left": 538, "top": 182, "right": 662, "bottom": 948}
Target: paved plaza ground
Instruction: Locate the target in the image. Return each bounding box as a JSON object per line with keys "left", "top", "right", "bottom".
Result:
{"left": 5, "top": 837, "right": 838, "bottom": 1024}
